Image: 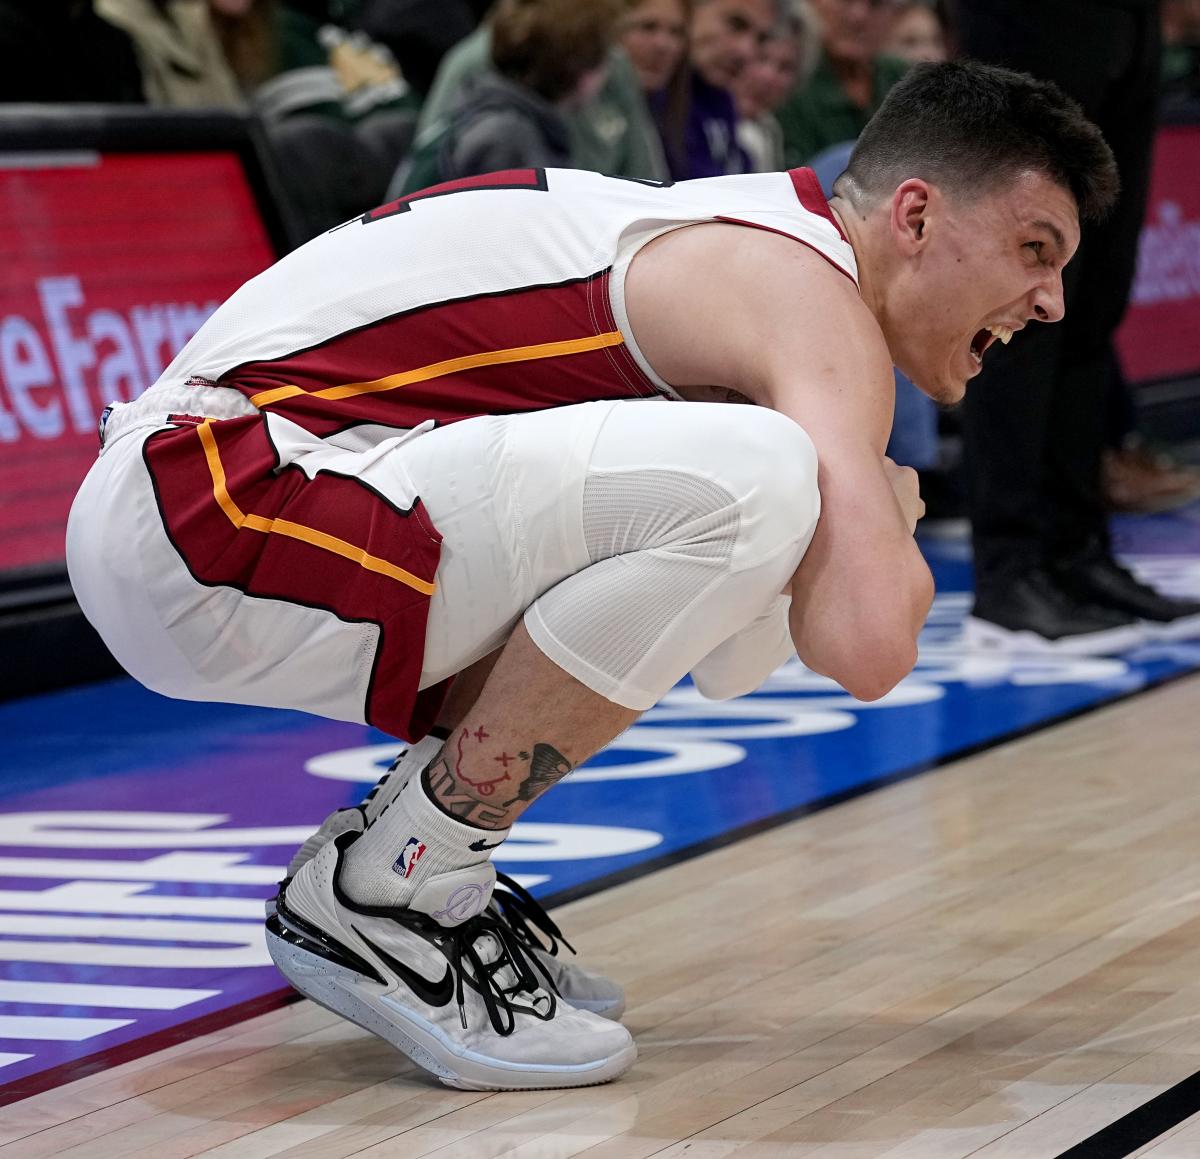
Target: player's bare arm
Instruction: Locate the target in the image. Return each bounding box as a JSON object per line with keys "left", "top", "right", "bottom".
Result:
{"left": 625, "top": 222, "right": 934, "bottom": 701}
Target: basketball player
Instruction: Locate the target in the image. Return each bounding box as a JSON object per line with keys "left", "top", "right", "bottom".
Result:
{"left": 67, "top": 61, "right": 1116, "bottom": 1090}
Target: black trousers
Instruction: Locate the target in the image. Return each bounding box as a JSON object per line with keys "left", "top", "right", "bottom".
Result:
{"left": 954, "top": 0, "right": 1162, "bottom": 591}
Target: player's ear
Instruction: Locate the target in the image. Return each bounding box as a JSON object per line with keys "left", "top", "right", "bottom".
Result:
{"left": 890, "top": 179, "right": 933, "bottom": 255}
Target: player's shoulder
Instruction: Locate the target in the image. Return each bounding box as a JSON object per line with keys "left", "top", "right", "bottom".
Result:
{"left": 711, "top": 226, "right": 895, "bottom": 421}
{"left": 710, "top": 224, "right": 885, "bottom": 362}
{"left": 624, "top": 219, "right": 890, "bottom": 404}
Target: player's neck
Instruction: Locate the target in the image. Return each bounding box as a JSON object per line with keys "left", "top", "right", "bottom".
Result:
{"left": 829, "top": 197, "right": 883, "bottom": 324}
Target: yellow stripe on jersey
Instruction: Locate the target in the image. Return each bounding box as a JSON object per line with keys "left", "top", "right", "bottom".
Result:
{"left": 196, "top": 420, "right": 436, "bottom": 595}
{"left": 248, "top": 331, "right": 626, "bottom": 410}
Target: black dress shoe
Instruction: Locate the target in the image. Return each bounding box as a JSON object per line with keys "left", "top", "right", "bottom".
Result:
{"left": 966, "top": 567, "right": 1146, "bottom": 656}
{"left": 1055, "top": 549, "right": 1200, "bottom": 641}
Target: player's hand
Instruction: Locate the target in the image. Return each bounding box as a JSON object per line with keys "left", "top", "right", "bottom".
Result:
{"left": 883, "top": 457, "right": 925, "bottom": 534}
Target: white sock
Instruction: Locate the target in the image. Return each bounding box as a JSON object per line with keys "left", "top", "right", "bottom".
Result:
{"left": 340, "top": 760, "right": 511, "bottom": 909}
{"left": 359, "top": 733, "right": 445, "bottom": 825}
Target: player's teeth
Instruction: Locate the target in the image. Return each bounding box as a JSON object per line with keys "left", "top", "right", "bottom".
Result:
{"left": 987, "top": 324, "right": 1014, "bottom": 345}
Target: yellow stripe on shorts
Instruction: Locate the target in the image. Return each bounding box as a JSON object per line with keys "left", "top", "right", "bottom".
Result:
{"left": 196, "top": 420, "right": 436, "bottom": 596}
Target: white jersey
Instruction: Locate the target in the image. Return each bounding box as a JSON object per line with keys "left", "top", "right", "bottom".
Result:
{"left": 151, "top": 166, "right": 859, "bottom": 436}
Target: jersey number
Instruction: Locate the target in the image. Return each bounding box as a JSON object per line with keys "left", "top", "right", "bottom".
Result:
{"left": 359, "top": 169, "right": 549, "bottom": 225}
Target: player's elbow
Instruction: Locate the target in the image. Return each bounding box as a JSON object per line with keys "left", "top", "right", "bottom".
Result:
{"left": 841, "top": 570, "right": 931, "bottom": 700}
{"left": 837, "top": 638, "right": 919, "bottom": 702}
{"left": 796, "top": 568, "right": 930, "bottom": 701}
{"left": 800, "top": 628, "right": 917, "bottom": 701}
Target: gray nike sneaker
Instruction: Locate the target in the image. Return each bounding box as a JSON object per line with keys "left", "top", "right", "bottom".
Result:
{"left": 267, "top": 834, "right": 636, "bottom": 1091}
{"left": 486, "top": 871, "right": 626, "bottom": 1019}
{"left": 278, "top": 740, "right": 627, "bottom": 1021}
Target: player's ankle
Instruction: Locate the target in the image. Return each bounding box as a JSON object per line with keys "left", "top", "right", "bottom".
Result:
{"left": 339, "top": 765, "right": 510, "bottom": 910}
{"left": 360, "top": 733, "right": 445, "bottom": 823}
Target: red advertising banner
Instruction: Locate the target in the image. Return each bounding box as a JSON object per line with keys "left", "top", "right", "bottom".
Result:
{"left": 1115, "top": 124, "right": 1200, "bottom": 385}
{"left": 0, "top": 151, "right": 276, "bottom": 573}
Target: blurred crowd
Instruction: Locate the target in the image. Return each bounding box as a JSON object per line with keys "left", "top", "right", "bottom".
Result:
{"left": 4, "top": 2, "right": 1196, "bottom": 235}
{"left": 1, "top": 2, "right": 950, "bottom": 214}
{"left": 4, "top": 0, "right": 1200, "bottom": 650}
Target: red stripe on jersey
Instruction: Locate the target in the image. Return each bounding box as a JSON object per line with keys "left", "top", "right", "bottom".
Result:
{"left": 789, "top": 167, "right": 849, "bottom": 242}
{"left": 143, "top": 416, "right": 448, "bottom": 741}
{"left": 714, "top": 216, "right": 858, "bottom": 286}
{"left": 363, "top": 169, "right": 548, "bottom": 223}
{"left": 222, "top": 270, "right": 661, "bottom": 436}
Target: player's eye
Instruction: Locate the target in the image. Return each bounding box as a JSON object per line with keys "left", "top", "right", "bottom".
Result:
{"left": 1024, "top": 241, "right": 1045, "bottom": 259}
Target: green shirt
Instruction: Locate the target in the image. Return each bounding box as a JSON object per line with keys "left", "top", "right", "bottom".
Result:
{"left": 777, "top": 52, "right": 909, "bottom": 169}
{"left": 416, "top": 24, "right": 668, "bottom": 181}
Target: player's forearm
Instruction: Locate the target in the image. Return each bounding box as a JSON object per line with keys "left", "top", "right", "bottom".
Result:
{"left": 788, "top": 539, "right": 933, "bottom": 701}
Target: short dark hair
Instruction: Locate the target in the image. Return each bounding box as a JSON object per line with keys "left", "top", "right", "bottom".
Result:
{"left": 491, "top": 0, "right": 622, "bottom": 104}
{"left": 836, "top": 60, "right": 1119, "bottom": 222}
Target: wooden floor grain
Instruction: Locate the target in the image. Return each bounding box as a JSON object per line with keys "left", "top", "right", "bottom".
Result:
{"left": 4, "top": 673, "right": 1200, "bottom": 1157}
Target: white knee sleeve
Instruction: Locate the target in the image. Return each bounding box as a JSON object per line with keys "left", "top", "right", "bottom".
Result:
{"left": 690, "top": 594, "right": 794, "bottom": 701}
{"left": 524, "top": 404, "right": 819, "bottom": 710}
{"left": 527, "top": 467, "right": 742, "bottom": 705}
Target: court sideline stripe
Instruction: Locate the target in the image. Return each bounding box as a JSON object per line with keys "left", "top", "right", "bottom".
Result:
{"left": 1, "top": 663, "right": 1197, "bottom": 1114}
{"left": 1051, "top": 1067, "right": 1200, "bottom": 1158}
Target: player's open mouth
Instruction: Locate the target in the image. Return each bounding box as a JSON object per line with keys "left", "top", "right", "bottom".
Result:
{"left": 969, "top": 323, "right": 1016, "bottom": 366}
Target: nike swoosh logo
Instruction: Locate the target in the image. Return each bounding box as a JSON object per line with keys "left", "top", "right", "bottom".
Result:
{"left": 468, "top": 837, "right": 504, "bottom": 852}
{"left": 352, "top": 925, "right": 455, "bottom": 1007}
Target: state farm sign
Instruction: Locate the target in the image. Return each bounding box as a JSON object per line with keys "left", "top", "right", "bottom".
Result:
{"left": 0, "top": 152, "right": 275, "bottom": 572}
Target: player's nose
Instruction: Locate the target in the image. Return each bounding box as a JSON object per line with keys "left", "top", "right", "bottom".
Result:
{"left": 1030, "top": 273, "right": 1066, "bottom": 324}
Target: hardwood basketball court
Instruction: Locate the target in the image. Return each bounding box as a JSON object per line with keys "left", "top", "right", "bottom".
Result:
{"left": 3, "top": 672, "right": 1199, "bottom": 1157}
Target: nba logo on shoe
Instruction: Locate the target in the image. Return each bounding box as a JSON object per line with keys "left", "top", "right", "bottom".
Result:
{"left": 393, "top": 837, "right": 426, "bottom": 879}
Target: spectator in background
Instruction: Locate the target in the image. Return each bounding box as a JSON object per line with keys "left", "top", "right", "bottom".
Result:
{"left": 776, "top": 0, "right": 907, "bottom": 167}
{"left": 95, "top": 0, "right": 245, "bottom": 107}
{"left": 0, "top": 0, "right": 144, "bottom": 102}
{"left": 211, "top": 0, "right": 279, "bottom": 97}
{"left": 734, "top": 3, "right": 816, "bottom": 171}
{"left": 619, "top": 0, "right": 691, "bottom": 172}
{"left": 394, "top": 0, "right": 622, "bottom": 193}
{"left": 243, "top": 3, "right": 419, "bottom": 122}
{"left": 1099, "top": 1, "right": 1200, "bottom": 521}
{"left": 357, "top": 0, "right": 479, "bottom": 100}
{"left": 620, "top": 0, "right": 690, "bottom": 93}
{"left": 882, "top": 0, "right": 947, "bottom": 64}
{"left": 670, "top": 0, "right": 777, "bottom": 177}
{"left": 190, "top": 1, "right": 421, "bottom": 244}
{"left": 1102, "top": 418, "right": 1200, "bottom": 513}
{"left": 1162, "top": 0, "right": 1200, "bottom": 110}
{"left": 955, "top": 0, "right": 1200, "bottom": 653}
{"left": 409, "top": 1, "right": 669, "bottom": 187}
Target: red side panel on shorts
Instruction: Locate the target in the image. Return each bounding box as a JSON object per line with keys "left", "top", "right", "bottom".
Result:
{"left": 142, "top": 416, "right": 448, "bottom": 741}
{"left": 223, "top": 270, "right": 662, "bottom": 437}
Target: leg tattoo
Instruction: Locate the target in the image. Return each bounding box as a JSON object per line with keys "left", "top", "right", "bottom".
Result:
{"left": 422, "top": 729, "right": 576, "bottom": 828}
{"left": 502, "top": 743, "right": 573, "bottom": 807}
{"left": 424, "top": 753, "right": 511, "bottom": 828}
{"left": 453, "top": 728, "right": 511, "bottom": 797}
